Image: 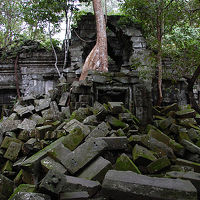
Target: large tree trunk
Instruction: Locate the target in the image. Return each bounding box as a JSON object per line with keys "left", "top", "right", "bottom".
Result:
{"left": 156, "top": 0, "right": 163, "bottom": 106}
{"left": 79, "top": 0, "right": 108, "bottom": 81}
{"left": 187, "top": 65, "right": 200, "bottom": 114}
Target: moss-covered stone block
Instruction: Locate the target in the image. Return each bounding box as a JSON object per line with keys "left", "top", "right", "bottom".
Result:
{"left": 175, "top": 109, "right": 196, "bottom": 119}
{"left": 132, "top": 144, "right": 157, "bottom": 164}
{"left": 175, "top": 158, "right": 200, "bottom": 173}
{"left": 62, "top": 126, "right": 85, "bottom": 151}
{"left": 1, "top": 136, "right": 23, "bottom": 149}
{"left": 115, "top": 153, "right": 141, "bottom": 174}
{"left": 8, "top": 184, "right": 36, "bottom": 200}
{"left": 107, "top": 115, "right": 127, "bottom": 129}
{"left": 21, "top": 136, "right": 66, "bottom": 173}
{"left": 147, "top": 156, "right": 171, "bottom": 174}
{"left": 41, "top": 156, "right": 67, "bottom": 173}
{"left": 0, "top": 174, "right": 14, "bottom": 199}
{"left": 2, "top": 160, "right": 13, "bottom": 173}
{"left": 4, "top": 142, "right": 22, "bottom": 161}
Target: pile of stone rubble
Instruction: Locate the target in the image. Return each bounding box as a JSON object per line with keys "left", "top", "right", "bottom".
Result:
{"left": 0, "top": 80, "right": 200, "bottom": 200}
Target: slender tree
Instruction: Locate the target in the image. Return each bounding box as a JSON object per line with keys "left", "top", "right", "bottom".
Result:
{"left": 79, "top": 0, "right": 108, "bottom": 80}
{"left": 121, "top": 0, "right": 185, "bottom": 105}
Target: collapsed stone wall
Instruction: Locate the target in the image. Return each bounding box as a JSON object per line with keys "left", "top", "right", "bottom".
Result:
{"left": 0, "top": 14, "right": 193, "bottom": 116}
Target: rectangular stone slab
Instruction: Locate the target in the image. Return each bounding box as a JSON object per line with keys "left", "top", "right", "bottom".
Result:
{"left": 78, "top": 156, "right": 112, "bottom": 182}
{"left": 63, "top": 175, "right": 101, "bottom": 197}
{"left": 166, "top": 171, "right": 200, "bottom": 194}
{"left": 102, "top": 170, "right": 197, "bottom": 200}
{"left": 61, "top": 138, "right": 108, "bottom": 174}
{"left": 60, "top": 191, "right": 89, "bottom": 200}
{"left": 98, "top": 137, "right": 129, "bottom": 150}
{"left": 21, "top": 136, "right": 66, "bottom": 173}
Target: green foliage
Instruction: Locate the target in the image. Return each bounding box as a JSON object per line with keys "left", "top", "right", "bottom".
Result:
{"left": 72, "top": 10, "right": 90, "bottom": 29}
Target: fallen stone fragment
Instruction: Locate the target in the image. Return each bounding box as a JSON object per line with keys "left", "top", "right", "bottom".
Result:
{"left": 106, "top": 115, "right": 127, "bottom": 129}
{"left": 4, "top": 142, "right": 22, "bottom": 161}
{"left": 0, "top": 174, "right": 14, "bottom": 199}
{"left": 61, "top": 107, "right": 71, "bottom": 119}
{"left": 93, "top": 101, "right": 108, "bottom": 121}
{"left": 175, "top": 109, "right": 196, "bottom": 118}
{"left": 34, "top": 98, "right": 51, "bottom": 112}
{"left": 47, "top": 143, "right": 71, "bottom": 163}
{"left": 83, "top": 115, "right": 98, "bottom": 126}
{"left": 0, "top": 119, "right": 22, "bottom": 133}
{"left": 1, "top": 136, "right": 23, "bottom": 149}
{"left": 39, "top": 169, "right": 67, "bottom": 195}
{"left": 60, "top": 191, "right": 89, "bottom": 200}
{"left": 162, "top": 103, "right": 179, "bottom": 114}
{"left": 36, "top": 125, "right": 53, "bottom": 139}
{"left": 62, "top": 126, "right": 85, "bottom": 151}
{"left": 18, "top": 130, "right": 30, "bottom": 141}
{"left": 29, "top": 114, "right": 45, "bottom": 125}
{"left": 102, "top": 170, "right": 197, "bottom": 200}
{"left": 141, "top": 135, "right": 176, "bottom": 159}
{"left": 148, "top": 127, "right": 184, "bottom": 156}
{"left": 86, "top": 122, "right": 110, "bottom": 140}
{"left": 115, "top": 153, "right": 141, "bottom": 174}
{"left": 63, "top": 119, "right": 90, "bottom": 136}
{"left": 175, "top": 158, "right": 200, "bottom": 173}
{"left": 62, "top": 137, "right": 108, "bottom": 174}
{"left": 21, "top": 136, "right": 66, "bottom": 173}
{"left": 132, "top": 144, "right": 157, "bottom": 164}
{"left": 14, "top": 105, "right": 34, "bottom": 117}
{"left": 2, "top": 160, "right": 13, "bottom": 173}
{"left": 59, "top": 92, "right": 69, "bottom": 106}
{"left": 166, "top": 171, "right": 200, "bottom": 194}
{"left": 147, "top": 156, "right": 171, "bottom": 174}
{"left": 181, "top": 139, "right": 200, "bottom": 154}
{"left": 8, "top": 184, "right": 36, "bottom": 200}
{"left": 10, "top": 192, "right": 51, "bottom": 200}
{"left": 62, "top": 175, "right": 101, "bottom": 197}
{"left": 17, "top": 118, "right": 37, "bottom": 131}
{"left": 108, "top": 102, "right": 124, "bottom": 114}
{"left": 98, "top": 136, "right": 129, "bottom": 150}
{"left": 41, "top": 156, "right": 67, "bottom": 173}
{"left": 78, "top": 156, "right": 112, "bottom": 182}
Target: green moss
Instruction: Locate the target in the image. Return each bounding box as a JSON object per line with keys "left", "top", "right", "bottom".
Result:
{"left": 8, "top": 184, "right": 36, "bottom": 200}
{"left": 147, "top": 156, "right": 171, "bottom": 174}
{"left": 115, "top": 153, "right": 141, "bottom": 174}
{"left": 62, "top": 127, "right": 85, "bottom": 151}
{"left": 108, "top": 116, "right": 127, "bottom": 129}
{"left": 132, "top": 144, "right": 157, "bottom": 162}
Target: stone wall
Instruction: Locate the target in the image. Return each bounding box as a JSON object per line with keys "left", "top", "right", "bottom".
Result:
{"left": 70, "top": 71, "right": 152, "bottom": 124}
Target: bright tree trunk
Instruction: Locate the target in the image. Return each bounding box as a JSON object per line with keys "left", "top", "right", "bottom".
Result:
{"left": 79, "top": 0, "right": 108, "bottom": 81}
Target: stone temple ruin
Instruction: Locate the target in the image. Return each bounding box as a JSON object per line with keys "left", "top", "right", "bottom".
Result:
{"left": 0, "top": 14, "right": 191, "bottom": 122}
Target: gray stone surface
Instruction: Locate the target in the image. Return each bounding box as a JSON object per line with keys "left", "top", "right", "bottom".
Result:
{"left": 60, "top": 191, "right": 89, "bottom": 200}
{"left": 59, "top": 92, "right": 69, "bottom": 106}
{"left": 0, "top": 174, "right": 14, "bottom": 199}
{"left": 181, "top": 139, "right": 200, "bottom": 154}
{"left": 98, "top": 137, "right": 129, "bottom": 150}
{"left": 102, "top": 170, "right": 197, "bottom": 200}
{"left": 35, "top": 98, "right": 51, "bottom": 112}
{"left": 166, "top": 171, "right": 200, "bottom": 193}
{"left": 62, "top": 175, "right": 101, "bottom": 197}
{"left": 61, "top": 138, "right": 108, "bottom": 174}
{"left": 10, "top": 192, "right": 51, "bottom": 200}
{"left": 18, "top": 119, "right": 37, "bottom": 131}
{"left": 78, "top": 156, "right": 112, "bottom": 182}
{"left": 86, "top": 122, "right": 110, "bottom": 139}
{"left": 63, "top": 119, "right": 90, "bottom": 136}
{"left": 0, "top": 119, "right": 22, "bottom": 133}
{"left": 39, "top": 169, "right": 67, "bottom": 195}
{"left": 14, "top": 105, "right": 34, "bottom": 117}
